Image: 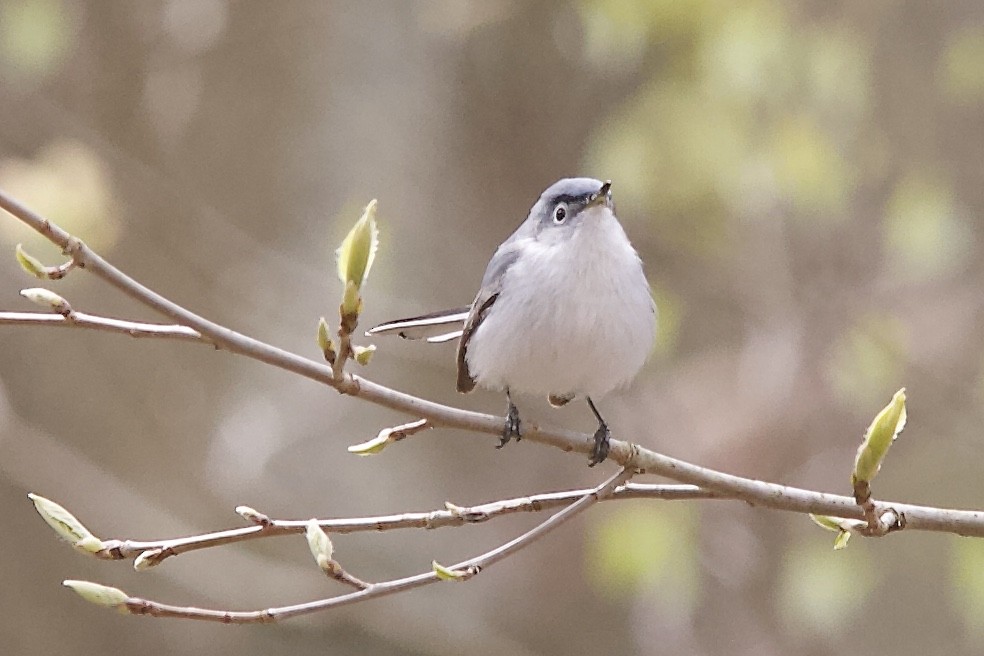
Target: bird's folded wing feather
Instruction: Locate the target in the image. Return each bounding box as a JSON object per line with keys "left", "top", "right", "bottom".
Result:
{"left": 455, "top": 291, "right": 497, "bottom": 393}
{"left": 455, "top": 242, "right": 524, "bottom": 392}
{"left": 365, "top": 307, "right": 470, "bottom": 341}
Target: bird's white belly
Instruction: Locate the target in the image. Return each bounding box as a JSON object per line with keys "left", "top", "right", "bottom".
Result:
{"left": 465, "top": 232, "right": 656, "bottom": 399}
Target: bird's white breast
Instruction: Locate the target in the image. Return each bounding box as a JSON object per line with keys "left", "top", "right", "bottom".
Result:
{"left": 466, "top": 209, "right": 656, "bottom": 399}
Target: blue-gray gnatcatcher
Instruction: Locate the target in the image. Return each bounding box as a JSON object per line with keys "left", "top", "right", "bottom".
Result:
{"left": 368, "top": 178, "right": 657, "bottom": 465}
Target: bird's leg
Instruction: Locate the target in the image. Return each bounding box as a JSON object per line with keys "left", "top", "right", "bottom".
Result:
{"left": 498, "top": 388, "right": 522, "bottom": 448}
{"left": 586, "top": 397, "right": 611, "bottom": 466}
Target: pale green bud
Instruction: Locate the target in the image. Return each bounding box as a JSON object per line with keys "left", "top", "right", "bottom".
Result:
{"left": 28, "top": 493, "right": 102, "bottom": 552}
{"left": 316, "top": 316, "right": 337, "bottom": 361}
{"left": 20, "top": 288, "right": 72, "bottom": 315}
{"left": 15, "top": 244, "right": 46, "bottom": 278}
{"left": 133, "top": 548, "right": 165, "bottom": 571}
{"left": 853, "top": 388, "right": 907, "bottom": 487}
{"left": 235, "top": 505, "right": 271, "bottom": 525}
{"left": 432, "top": 560, "right": 467, "bottom": 581}
{"left": 340, "top": 280, "right": 362, "bottom": 320}
{"left": 336, "top": 199, "right": 379, "bottom": 289}
{"left": 353, "top": 344, "right": 376, "bottom": 366}
{"left": 305, "top": 519, "right": 334, "bottom": 569}
{"left": 63, "top": 580, "right": 129, "bottom": 608}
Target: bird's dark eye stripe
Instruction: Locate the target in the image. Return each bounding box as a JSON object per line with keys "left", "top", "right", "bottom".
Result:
{"left": 547, "top": 189, "right": 606, "bottom": 209}
{"left": 551, "top": 194, "right": 586, "bottom": 205}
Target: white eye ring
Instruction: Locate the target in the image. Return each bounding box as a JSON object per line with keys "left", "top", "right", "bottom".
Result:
{"left": 553, "top": 203, "right": 568, "bottom": 224}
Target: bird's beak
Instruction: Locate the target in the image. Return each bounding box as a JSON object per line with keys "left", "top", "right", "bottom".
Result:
{"left": 585, "top": 180, "right": 613, "bottom": 209}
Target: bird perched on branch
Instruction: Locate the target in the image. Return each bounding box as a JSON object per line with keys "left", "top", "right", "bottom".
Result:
{"left": 368, "top": 178, "right": 656, "bottom": 465}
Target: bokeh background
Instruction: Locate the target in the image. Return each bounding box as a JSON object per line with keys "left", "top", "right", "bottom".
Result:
{"left": 1, "top": 1, "right": 984, "bottom": 654}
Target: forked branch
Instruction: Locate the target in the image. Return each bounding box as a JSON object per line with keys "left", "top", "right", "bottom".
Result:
{"left": 4, "top": 187, "right": 984, "bottom": 623}
{"left": 75, "top": 469, "right": 633, "bottom": 623}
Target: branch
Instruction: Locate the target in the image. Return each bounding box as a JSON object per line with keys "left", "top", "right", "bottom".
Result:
{"left": 0, "top": 311, "right": 204, "bottom": 342}
{"left": 86, "top": 468, "right": 632, "bottom": 622}
{"left": 71, "top": 483, "right": 720, "bottom": 565}
{"left": 4, "top": 187, "right": 984, "bottom": 540}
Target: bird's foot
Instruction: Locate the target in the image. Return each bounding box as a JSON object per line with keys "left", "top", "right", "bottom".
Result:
{"left": 498, "top": 400, "right": 522, "bottom": 448}
{"left": 588, "top": 421, "right": 611, "bottom": 467}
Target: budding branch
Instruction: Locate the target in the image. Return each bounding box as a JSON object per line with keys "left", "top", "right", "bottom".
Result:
{"left": 3, "top": 187, "right": 984, "bottom": 623}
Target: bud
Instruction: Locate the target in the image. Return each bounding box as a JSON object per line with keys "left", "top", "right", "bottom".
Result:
{"left": 809, "top": 514, "right": 843, "bottom": 532}
{"left": 316, "top": 317, "right": 334, "bottom": 353}
{"left": 63, "top": 580, "right": 129, "bottom": 608}
{"left": 352, "top": 344, "right": 376, "bottom": 366}
{"left": 853, "top": 388, "right": 907, "bottom": 488}
{"left": 235, "top": 505, "right": 271, "bottom": 526}
{"left": 305, "top": 519, "right": 334, "bottom": 569}
{"left": 336, "top": 199, "right": 379, "bottom": 289}
{"left": 809, "top": 514, "right": 863, "bottom": 550}
{"left": 348, "top": 419, "right": 428, "bottom": 455}
{"left": 28, "top": 493, "right": 102, "bottom": 552}
{"left": 133, "top": 548, "right": 165, "bottom": 571}
{"left": 432, "top": 560, "right": 467, "bottom": 581}
{"left": 20, "top": 288, "right": 72, "bottom": 316}
{"left": 347, "top": 429, "right": 393, "bottom": 456}
{"left": 340, "top": 280, "right": 362, "bottom": 320}
{"left": 15, "top": 244, "right": 46, "bottom": 278}
{"left": 75, "top": 535, "right": 106, "bottom": 554}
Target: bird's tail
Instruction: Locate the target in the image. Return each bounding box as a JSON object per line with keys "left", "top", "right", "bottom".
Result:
{"left": 365, "top": 307, "right": 469, "bottom": 343}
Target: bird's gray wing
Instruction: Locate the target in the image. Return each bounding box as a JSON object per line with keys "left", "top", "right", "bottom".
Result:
{"left": 455, "top": 243, "right": 523, "bottom": 393}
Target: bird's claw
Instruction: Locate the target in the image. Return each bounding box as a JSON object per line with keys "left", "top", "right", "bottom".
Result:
{"left": 588, "top": 422, "right": 611, "bottom": 466}
{"left": 498, "top": 401, "right": 522, "bottom": 448}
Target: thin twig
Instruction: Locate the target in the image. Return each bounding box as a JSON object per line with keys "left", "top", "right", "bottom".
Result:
{"left": 0, "top": 311, "right": 204, "bottom": 342}
{"left": 332, "top": 325, "right": 353, "bottom": 381}
{"left": 320, "top": 560, "right": 371, "bottom": 591}
{"left": 94, "top": 482, "right": 722, "bottom": 564}
{"left": 120, "top": 468, "right": 631, "bottom": 622}
{"left": 4, "top": 188, "right": 984, "bottom": 538}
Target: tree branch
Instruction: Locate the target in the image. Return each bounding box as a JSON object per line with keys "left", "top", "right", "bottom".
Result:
{"left": 11, "top": 185, "right": 984, "bottom": 628}
{"left": 4, "top": 186, "right": 984, "bottom": 540}
{"left": 0, "top": 311, "right": 204, "bottom": 342}
{"left": 115, "top": 468, "right": 632, "bottom": 623}
{"left": 87, "top": 483, "right": 722, "bottom": 565}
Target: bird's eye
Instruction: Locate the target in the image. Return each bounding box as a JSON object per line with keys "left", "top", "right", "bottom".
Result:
{"left": 553, "top": 204, "right": 568, "bottom": 224}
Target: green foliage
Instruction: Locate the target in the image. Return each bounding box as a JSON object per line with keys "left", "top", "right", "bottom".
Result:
{"left": 827, "top": 314, "right": 906, "bottom": 408}
{"left": 577, "top": 0, "right": 715, "bottom": 68}
{"left": 0, "top": 141, "right": 121, "bottom": 251}
{"left": 585, "top": 504, "right": 697, "bottom": 610}
{"left": 769, "top": 113, "right": 849, "bottom": 215}
{"left": 583, "top": 1, "right": 872, "bottom": 260}
{"left": 940, "top": 27, "right": 984, "bottom": 103}
{"left": 778, "top": 540, "right": 876, "bottom": 634}
{"left": 951, "top": 539, "right": 984, "bottom": 640}
{"left": 885, "top": 171, "right": 969, "bottom": 278}
{"left": 0, "top": 0, "right": 72, "bottom": 79}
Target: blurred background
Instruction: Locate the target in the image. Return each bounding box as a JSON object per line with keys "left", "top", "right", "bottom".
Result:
{"left": 1, "top": 1, "right": 983, "bottom": 654}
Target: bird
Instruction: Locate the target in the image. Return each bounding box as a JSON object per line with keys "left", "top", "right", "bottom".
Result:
{"left": 367, "top": 178, "right": 657, "bottom": 465}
